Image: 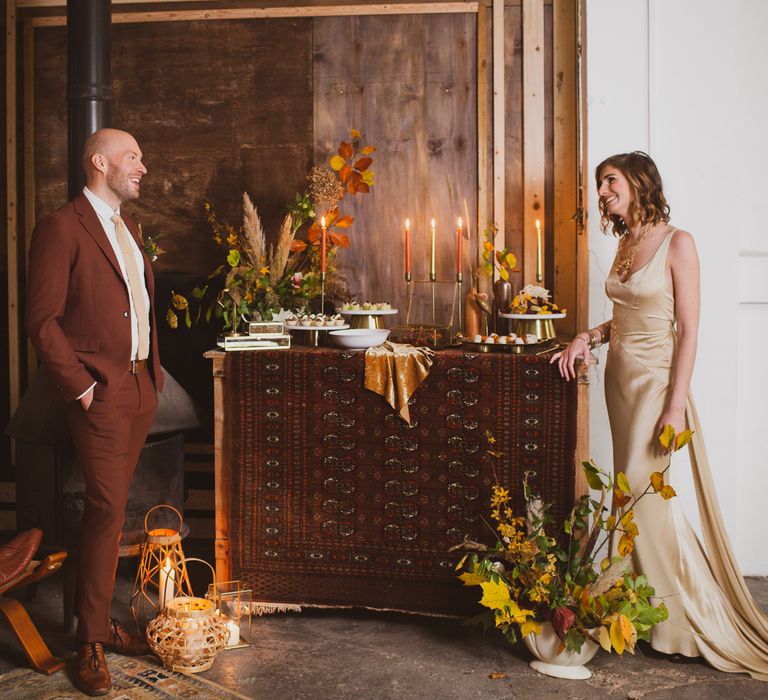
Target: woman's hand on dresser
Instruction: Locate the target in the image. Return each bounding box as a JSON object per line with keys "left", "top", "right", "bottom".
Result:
{"left": 550, "top": 334, "right": 590, "bottom": 381}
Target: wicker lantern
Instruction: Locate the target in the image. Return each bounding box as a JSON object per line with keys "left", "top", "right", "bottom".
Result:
{"left": 146, "top": 558, "right": 229, "bottom": 673}
{"left": 131, "top": 505, "right": 193, "bottom": 627}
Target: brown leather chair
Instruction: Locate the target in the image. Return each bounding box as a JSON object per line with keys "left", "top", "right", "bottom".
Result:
{"left": 0, "top": 528, "right": 67, "bottom": 674}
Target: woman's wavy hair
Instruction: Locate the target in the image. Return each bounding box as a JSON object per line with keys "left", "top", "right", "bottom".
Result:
{"left": 596, "top": 151, "right": 670, "bottom": 236}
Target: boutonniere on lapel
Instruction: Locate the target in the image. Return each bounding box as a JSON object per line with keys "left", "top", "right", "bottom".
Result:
{"left": 137, "top": 223, "right": 165, "bottom": 262}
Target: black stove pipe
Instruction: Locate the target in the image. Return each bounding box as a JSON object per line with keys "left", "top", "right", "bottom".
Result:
{"left": 67, "top": 0, "right": 112, "bottom": 200}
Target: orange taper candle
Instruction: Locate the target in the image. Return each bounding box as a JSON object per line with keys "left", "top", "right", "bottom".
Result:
{"left": 321, "top": 216, "right": 327, "bottom": 273}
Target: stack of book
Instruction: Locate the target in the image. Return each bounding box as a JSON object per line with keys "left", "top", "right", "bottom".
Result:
{"left": 217, "top": 321, "right": 291, "bottom": 352}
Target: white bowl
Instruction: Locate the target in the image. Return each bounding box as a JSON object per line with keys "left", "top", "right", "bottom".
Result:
{"left": 330, "top": 328, "right": 390, "bottom": 350}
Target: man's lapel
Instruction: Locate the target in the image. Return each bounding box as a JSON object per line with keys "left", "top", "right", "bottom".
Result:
{"left": 72, "top": 193, "right": 124, "bottom": 279}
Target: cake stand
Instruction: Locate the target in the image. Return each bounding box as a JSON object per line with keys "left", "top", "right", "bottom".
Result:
{"left": 335, "top": 308, "right": 398, "bottom": 330}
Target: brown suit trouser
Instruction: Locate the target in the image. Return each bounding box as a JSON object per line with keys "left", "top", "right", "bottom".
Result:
{"left": 64, "top": 369, "right": 157, "bottom": 643}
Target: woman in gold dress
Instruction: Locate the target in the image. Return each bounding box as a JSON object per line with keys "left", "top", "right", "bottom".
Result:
{"left": 552, "top": 151, "right": 768, "bottom": 680}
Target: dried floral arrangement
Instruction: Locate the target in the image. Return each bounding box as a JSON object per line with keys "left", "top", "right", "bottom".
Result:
{"left": 167, "top": 129, "right": 376, "bottom": 333}
{"left": 453, "top": 426, "right": 692, "bottom": 656}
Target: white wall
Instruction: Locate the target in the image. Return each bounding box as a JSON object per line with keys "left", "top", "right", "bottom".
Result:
{"left": 586, "top": 0, "right": 768, "bottom": 575}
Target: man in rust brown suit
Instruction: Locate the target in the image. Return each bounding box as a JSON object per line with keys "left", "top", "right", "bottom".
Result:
{"left": 26, "top": 128, "right": 163, "bottom": 696}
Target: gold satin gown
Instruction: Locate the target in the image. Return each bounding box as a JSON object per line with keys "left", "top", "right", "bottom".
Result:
{"left": 605, "top": 229, "right": 768, "bottom": 680}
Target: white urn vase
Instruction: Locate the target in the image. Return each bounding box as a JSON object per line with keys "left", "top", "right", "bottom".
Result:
{"left": 523, "top": 622, "right": 599, "bottom": 680}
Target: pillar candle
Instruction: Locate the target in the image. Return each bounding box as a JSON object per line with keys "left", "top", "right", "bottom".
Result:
{"left": 158, "top": 557, "right": 175, "bottom": 609}
{"left": 320, "top": 216, "right": 327, "bottom": 273}
{"left": 405, "top": 218, "right": 411, "bottom": 277}
{"left": 456, "top": 217, "right": 463, "bottom": 277}
{"left": 430, "top": 219, "right": 436, "bottom": 278}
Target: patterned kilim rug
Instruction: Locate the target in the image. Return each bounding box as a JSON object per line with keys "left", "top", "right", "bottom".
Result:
{"left": 0, "top": 653, "right": 249, "bottom": 699}
{"left": 226, "top": 347, "right": 577, "bottom": 616}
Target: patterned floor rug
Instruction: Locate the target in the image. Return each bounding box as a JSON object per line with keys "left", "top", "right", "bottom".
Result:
{"left": 0, "top": 653, "right": 250, "bottom": 699}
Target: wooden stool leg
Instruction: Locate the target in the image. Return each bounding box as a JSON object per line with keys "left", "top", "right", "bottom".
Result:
{"left": 0, "top": 597, "right": 65, "bottom": 675}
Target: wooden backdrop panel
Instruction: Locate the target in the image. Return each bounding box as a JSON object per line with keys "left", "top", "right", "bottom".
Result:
{"left": 503, "top": 3, "right": 523, "bottom": 295}
{"left": 33, "top": 18, "right": 314, "bottom": 278}
{"left": 313, "top": 12, "right": 477, "bottom": 326}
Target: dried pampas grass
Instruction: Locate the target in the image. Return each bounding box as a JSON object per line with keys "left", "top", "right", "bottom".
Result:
{"left": 269, "top": 214, "right": 294, "bottom": 286}
{"left": 242, "top": 192, "right": 265, "bottom": 267}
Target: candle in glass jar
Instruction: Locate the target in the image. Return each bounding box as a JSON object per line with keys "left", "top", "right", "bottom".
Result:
{"left": 158, "top": 557, "right": 175, "bottom": 609}
{"left": 456, "top": 217, "right": 463, "bottom": 276}
{"left": 320, "top": 216, "right": 327, "bottom": 273}
{"left": 535, "top": 218, "right": 542, "bottom": 282}
{"left": 404, "top": 218, "right": 411, "bottom": 277}
{"left": 224, "top": 614, "right": 240, "bottom": 646}
{"left": 430, "top": 219, "right": 436, "bottom": 279}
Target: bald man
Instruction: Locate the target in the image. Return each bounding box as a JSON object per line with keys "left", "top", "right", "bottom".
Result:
{"left": 26, "top": 128, "right": 163, "bottom": 696}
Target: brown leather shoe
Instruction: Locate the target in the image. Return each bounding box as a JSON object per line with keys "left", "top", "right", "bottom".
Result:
{"left": 74, "top": 642, "right": 111, "bottom": 696}
{"left": 104, "top": 617, "right": 150, "bottom": 656}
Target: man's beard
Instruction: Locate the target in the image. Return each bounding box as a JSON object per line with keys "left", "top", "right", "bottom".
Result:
{"left": 107, "top": 170, "right": 139, "bottom": 202}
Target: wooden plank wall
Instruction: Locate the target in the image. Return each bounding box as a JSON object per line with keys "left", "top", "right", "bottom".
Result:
{"left": 314, "top": 13, "right": 477, "bottom": 325}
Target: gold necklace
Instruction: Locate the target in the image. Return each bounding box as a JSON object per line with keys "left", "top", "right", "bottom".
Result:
{"left": 612, "top": 225, "right": 650, "bottom": 278}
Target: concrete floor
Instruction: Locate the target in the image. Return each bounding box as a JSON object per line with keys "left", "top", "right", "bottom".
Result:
{"left": 1, "top": 568, "right": 766, "bottom": 699}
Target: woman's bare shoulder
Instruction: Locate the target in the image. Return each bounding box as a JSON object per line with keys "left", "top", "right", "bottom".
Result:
{"left": 668, "top": 228, "right": 699, "bottom": 266}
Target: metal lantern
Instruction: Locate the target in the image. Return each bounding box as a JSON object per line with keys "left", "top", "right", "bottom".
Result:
{"left": 146, "top": 558, "right": 229, "bottom": 673}
{"left": 206, "top": 580, "right": 252, "bottom": 650}
{"left": 131, "top": 505, "right": 193, "bottom": 627}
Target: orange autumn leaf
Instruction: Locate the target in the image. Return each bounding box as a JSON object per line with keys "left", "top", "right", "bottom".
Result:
{"left": 619, "top": 614, "right": 633, "bottom": 642}
{"left": 324, "top": 208, "right": 340, "bottom": 226}
{"left": 360, "top": 145, "right": 377, "bottom": 154}
{"left": 354, "top": 156, "right": 373, "bottom": 171}
{"left": 650, "top": 471, "right": 664, "bottom": 492}
{"left": 350, "top": 128, "right": 361, "bottom": 140}
{"left": 334, "top": 215, "right": 355, "bottom": 229}
{"left": 339, "top": 164, "right": 352, "bottom": 184}
{"left": 338, "top": 141, "right": 353, "bottom": 159}
{"left": 488, "top": 672, "right": 508, "bottom": 680}
{"left": 355, "top": 182, "right": 370, "bottom": 194}
{"left": 329, "top": 231, "right": 350, "bottom": 248}
{"left": 613, "top": 489, "right": 631, "bottom": 509}
{"left": 660, "top": 484, "right": 677, "bottom": 500}
{"left": 290, "top": 239, "right": 308, "bottom": 252}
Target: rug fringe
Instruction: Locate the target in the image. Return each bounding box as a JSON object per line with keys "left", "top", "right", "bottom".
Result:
{"left": 251, "top": 601, "right": 303, "bottom": 616}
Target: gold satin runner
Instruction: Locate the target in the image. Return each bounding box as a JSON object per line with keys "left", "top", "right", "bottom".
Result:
{"left": 364, "top": 341, "right": 435, "bottom": 425}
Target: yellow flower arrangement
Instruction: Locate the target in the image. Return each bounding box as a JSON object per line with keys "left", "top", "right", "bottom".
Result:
{"left": 453, "top": 427, "right": 692, "bottom": 655}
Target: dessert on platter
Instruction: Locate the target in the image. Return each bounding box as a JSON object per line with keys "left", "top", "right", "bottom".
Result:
{"left": 284, "top": 312, "right": 347, "bottom": 328}
{"left": 501, "top": 284, "right": 566, "bottom": 318}
{"left": 337, "top": 301, "right": 398, "bottom": 315}
{"left": 463, "top": 331, "right": 548, "bottom": 354}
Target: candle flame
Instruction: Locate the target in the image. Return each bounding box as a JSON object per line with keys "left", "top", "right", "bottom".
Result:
{"left": 431, "top": 218, "right": 436, "bottom": 228}
{"left": 405, "top": 218, "right": 410, "bottom": 229}
{"left": 535, "top": 218, "right": 541, "bottom": 229}
{"left": 457, "top": 217, "right": 462, "bottom": 229}
{"left": 321, "top": 216, "right": 326, "bottom": 228}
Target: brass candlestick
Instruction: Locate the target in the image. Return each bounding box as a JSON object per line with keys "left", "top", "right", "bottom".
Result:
{"left": 455, "top": 272, "right": 464, "bottom": 342}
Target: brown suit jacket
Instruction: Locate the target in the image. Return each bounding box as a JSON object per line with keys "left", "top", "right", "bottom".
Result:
{"left": 26, "top": 193, "right": 164, "bottom": 403}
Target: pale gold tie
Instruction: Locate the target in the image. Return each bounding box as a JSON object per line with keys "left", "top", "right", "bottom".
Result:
{"left": 111, "top": 214, "right": 150, "bottom": 360}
